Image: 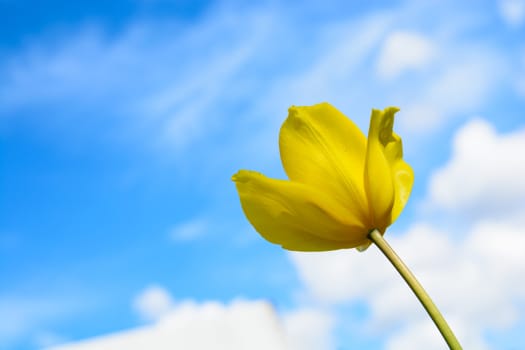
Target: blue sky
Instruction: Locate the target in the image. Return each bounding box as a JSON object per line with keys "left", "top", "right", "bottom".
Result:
{"left": 1, "top": 0, "right": 525, "bottom": 349}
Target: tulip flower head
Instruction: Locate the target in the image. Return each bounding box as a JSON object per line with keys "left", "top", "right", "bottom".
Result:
{"left": 232, "top": 103, "right": 414, "bottom": 251}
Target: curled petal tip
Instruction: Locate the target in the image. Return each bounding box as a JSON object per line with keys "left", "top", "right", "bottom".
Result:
{"left": 373, "top": 106, "right": 399, "bottom": 113}
{"left": 387, "top": 106, "right": 400, "bottom": 113}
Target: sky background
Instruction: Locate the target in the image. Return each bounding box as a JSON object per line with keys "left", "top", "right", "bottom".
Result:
{"left": 1, "top": 0, "right": 525, "bottom": 349}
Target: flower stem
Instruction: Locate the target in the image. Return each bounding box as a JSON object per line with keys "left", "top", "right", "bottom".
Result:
{"left": 368, "top": 229, "right": 462, "bottom": 350}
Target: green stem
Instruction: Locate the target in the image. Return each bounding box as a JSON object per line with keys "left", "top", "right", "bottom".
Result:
{"left": 368, "top": 229, "right": 462, "bottom": 350}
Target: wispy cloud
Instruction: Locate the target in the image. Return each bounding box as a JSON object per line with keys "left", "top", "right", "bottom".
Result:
{"left": 398, "top": 49, "right": 506, "bottom": 133}
{"left": 49, "top": 298, "right": 289, "bottom": 350}
{"left": 0, "top": 0, "right": 519, "bottom": 154}
{"left": 169, "top": 218, "right": 208, "bottom": 242}
{"left": 498, "top": 0, "right": 525, "bottom": 27}
{"left": 375, "top": 31, "right": 436, "bottom": 80}
{"left": 0, "top": 9, "right": 271, "bottom": 153}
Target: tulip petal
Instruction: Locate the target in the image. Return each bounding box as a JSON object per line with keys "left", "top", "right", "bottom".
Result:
{"left": 364, "top": 107, "right": 413, "bottom": 230}
{"left": 390, "top": 152, "right": 414, "bottom": 222}
{"left": 279, "top": 103, "right": 369, "bottom": 227}
{"left": 232, "top": 170, "right": 369, "bottom": 251}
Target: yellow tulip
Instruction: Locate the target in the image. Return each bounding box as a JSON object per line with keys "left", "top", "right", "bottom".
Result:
{"left": 232, "top": 102, "right": 414, "bottom": 251}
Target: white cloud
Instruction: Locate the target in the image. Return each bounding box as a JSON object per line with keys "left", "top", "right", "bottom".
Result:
{"left": 466, "top": 219, "right": 525, "bottom": 298}
{"left": 428, "top": 118, "right": 525, "bottom": 218}
{"left": 169, "top": 218, "right": 208, "bottom": 242}
{"left": 282, "top": 308, "right": 335, "bottom": 350}
{"left": 289, "top": 248, "right": 387, "bottom": 305}
{"left": 499, "top": 0, "right": 525, "bottom": 27}
{"left": 133, "top": 285, "right": 175, "bottom": 322}
{"left": 376, "top": 31, "right": 436, "bottom": 80}
{"left": 384, "top": 320, "right": 450, "bottom": 350}
{"left": 48, "top": 283, "right": 337, "bottom": 350}
{"left": 48, "top": 299, "right": 289, "bottom": 350}
{"left": 385, "top": 317, "right": 490, "bottom": 350}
